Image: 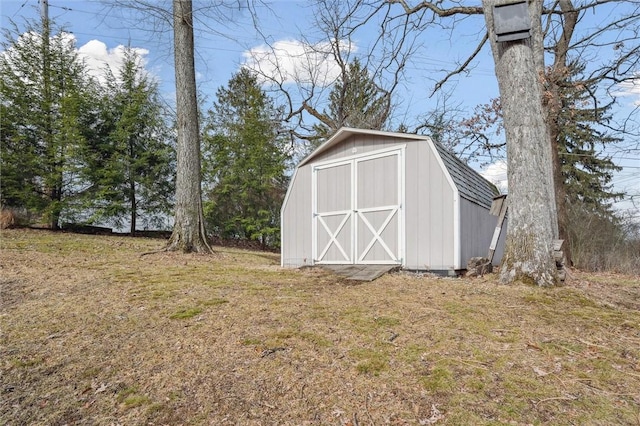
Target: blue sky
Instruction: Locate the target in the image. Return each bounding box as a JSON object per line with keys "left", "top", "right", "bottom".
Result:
{"left": 0, "top": 0, "right": 499, "bottom": 120}
{"left": 1, "top": 0, "right": 638, "bottom": 220}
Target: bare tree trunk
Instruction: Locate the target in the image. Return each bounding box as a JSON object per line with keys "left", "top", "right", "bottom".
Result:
{"left": 42, "top": 0, "right": 60, "bottom": 230}
{"left": 166, "top": 0, "right": 211, "bottom": 253}
{"left": 546, "top": 72, "right": 572, "bottom": 265}
{"left": 545, "top": 0, "right": 579, "bottom": 266}
{"left": 483, "top": 0, "right": 558, "bottom": 286}
{"left": 130, "top": 179, "right": 136, "bottom": 236}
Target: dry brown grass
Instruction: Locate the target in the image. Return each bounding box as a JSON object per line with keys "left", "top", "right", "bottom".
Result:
{"left": 1, "top": 228, "right": 639, "bottom": 425}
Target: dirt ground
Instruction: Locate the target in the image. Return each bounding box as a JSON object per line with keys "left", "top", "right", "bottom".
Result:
{"left": 1, "top": 229, "right": 639, "bottom": 425}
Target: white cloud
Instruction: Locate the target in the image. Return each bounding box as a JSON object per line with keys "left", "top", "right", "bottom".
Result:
{"left": 77, "top": 39, "right": 149, "bottom": 84}
{"left": 615, "top": 76, "right": 640, "bottom": 106}
{"left": 480, "top": 159, "right": 508, "bottom": 194}
{"left": 2, "top": 30, "right": 152, "bottom": 85}
{"left": 242, "top": 38, "right": 357, "bottom": 87}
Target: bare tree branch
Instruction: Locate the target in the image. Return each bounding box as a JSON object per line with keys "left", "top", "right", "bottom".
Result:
{"left": 387, "top": 0, "right": 482, "bottom": 16}
{"left": 431, "top": 31, "right": 488, "bottom": 97}
{"left": 244, "top": 0, "right": 419, "bottom": 141}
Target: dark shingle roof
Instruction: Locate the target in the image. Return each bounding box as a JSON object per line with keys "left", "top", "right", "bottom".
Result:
{"left": 432, "top": 141, "right": 499, "bottom": 209}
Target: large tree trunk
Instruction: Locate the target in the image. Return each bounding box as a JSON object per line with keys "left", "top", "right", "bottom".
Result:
{"left": 482, "top": 0, "right": 558, "bottom": 286}
{"left": 166, "top": 0, "right": 211, "bottom": 253}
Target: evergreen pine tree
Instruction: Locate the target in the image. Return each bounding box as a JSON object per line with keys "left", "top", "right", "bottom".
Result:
{"left": 80, "top": 48, "right": 175, "bottom": 234}
{"left": 312, "top": 58, "right": 390, "bottom": 144}
{"left": 459, "top": 60, "right": 623, "bottom": 214}
{"left": 202, "top": 68, "right": 290, "bottom": 248}
{"left": 556, "top": 61, "right": 623, "bottom": 214}
{"left": 0, "top": 20, "right": 93, "bottom": 228}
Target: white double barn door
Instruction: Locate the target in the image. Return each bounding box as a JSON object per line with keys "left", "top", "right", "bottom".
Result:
{"left": 313, "top": 148, "right": 404, "bottom": 265}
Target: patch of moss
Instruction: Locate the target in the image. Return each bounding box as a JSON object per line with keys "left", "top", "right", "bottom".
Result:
{"left": 420, "top": 365, "right": 454, "bottom": 393}
{"left": 79, "top": 366, "right": 102, "bottom": 379}
{"left": 117, "top": 386, "right": 138, "bottom": 402}
{"left": 123, "top": 394, "right": 151, "bottom": 408}
{"left": 201, "top": 298, "right": 229, "bottom": 307}
{"left": 10, "top": 356, "right": 44, "bottom": 368}
{"left": 272, "top": 329, "right": 297, "bottom": 339}
{"left": 340, "top": 307, "right": 375, "bottom": 333}
{"left": 522, "top": 292, "right": 555, "bottom": 305}
{"left": 298, "top": 331, "right": 331, "bottom": 347}
{"left": 373, "top": 316, "right": 401, "bottom": 327}
{"left": 562, "top": 291, "right": 599, "bottom": 308}
{"left": 151, "top": 290, "right": 173, "bottom": 300}
{"left": 466, "top": 376, "right": 486, "bottom": 392}
{"left": 145, "top": 402, "right": 166, "bottom": 416}
{"left": 169, "top": 307, "right": 202, "bottom": 319}
{"left": 350, "top": 348, "right": 389, "bottom": 375}
{"left": 399, "top": 344, "right": 428, "bottom": 363}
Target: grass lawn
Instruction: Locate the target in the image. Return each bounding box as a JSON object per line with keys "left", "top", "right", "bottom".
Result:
{"left": 1, "top": 229, "right": 639, "bottom": 425}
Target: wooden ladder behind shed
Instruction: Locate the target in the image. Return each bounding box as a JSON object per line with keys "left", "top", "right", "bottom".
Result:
{"left": 487, "top": 195, "right": 508, "bottom": 264}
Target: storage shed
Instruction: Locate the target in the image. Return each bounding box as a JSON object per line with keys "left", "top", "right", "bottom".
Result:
{"left": 281, "top": 128, "right": 504, "bottom": 274}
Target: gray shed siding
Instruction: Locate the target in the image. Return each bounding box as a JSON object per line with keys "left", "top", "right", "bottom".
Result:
{"left": 404, "top": 140, "right": 456, "bottom": 270}
{"left": 354, "top": 152, "right": 401, "bottom": 264}
{"left": 459, "top": 198, "right": 505, "bottom": 267}
{"left": 281, "top": 167, "right": 313, "bottom": 267}
{"left": 281, "top": 128, "right": 501, "bottom": 271}
{"left": 315, "top": 161, "right": 353, "bottom": 263}
{"left": 311, "top": 134, "right": 400, "bottom": 163}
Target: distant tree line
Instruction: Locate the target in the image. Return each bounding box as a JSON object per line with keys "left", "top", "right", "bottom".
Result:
{"left": 0, "top": 17, "right": 295, "bottom": 248}
{"left": 0, "top": 15, "right": 386, "bottom": 249}
{"left": 1, "top": 18, "right": 174, "bottom": 235}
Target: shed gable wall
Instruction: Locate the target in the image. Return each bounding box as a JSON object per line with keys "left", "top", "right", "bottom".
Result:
{"left": 310, "top": 134, "right": 400, "bottom": 164}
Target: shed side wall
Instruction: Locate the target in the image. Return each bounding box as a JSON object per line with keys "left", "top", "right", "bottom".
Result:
{"left": 281, "top": 165, "right": 313, "bottom": 267}
{"left": 460, "top": 199, "right": 495, "bottom": 267}
{"left": 459, "top": 198, "right": 507, "bottom": 266}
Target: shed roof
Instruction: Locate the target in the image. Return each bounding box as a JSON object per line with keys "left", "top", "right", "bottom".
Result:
{"left": 432, "top": 141, "right": 499, "bottom": 209}
{"left": 300, "top": 127, "right": 499, "bottom": 209}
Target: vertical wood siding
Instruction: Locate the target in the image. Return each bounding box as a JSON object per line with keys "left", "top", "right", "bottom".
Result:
{"left": 280, "top": 167, "right": 313, "bottom": 267}
{"left": 460, "top": 199, "right": 494, "bottom": 266}
{"left": 315, "top": 163, "right": 353, "bottom": 263}
{"left": 404, "top": 141, "right": 456, "bottom": 270}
